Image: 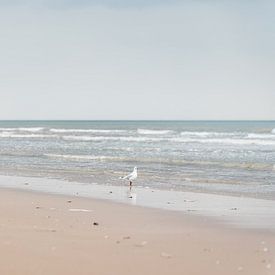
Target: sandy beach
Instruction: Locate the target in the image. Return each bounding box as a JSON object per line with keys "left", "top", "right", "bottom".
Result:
{"left": 0, "top": 187, "right": 274, "bottom": 275}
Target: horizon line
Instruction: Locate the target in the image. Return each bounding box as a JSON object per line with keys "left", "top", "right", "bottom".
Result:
{"left": 0, "top": 119, "right": 274, "bottom": 122}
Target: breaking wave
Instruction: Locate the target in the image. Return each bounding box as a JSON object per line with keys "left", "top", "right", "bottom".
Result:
{"left": 137, "top": 129, "right": 174, "bottom": 135}
{"left": 0, "top": 132, "right": 56, "bottom": 138}
{"left": 0, "top": 127, "right": 44, "bottom": 132}
{"left": 62, "top": 135, "right": 163, "bottom": 142}
{"left": 60, "top": 135, "right": 275, "bottom": 145}
{"left": 49, "top": 128, "right": 127, "bottom": 133}
{"left": 180, "top": 131, "right": 237, "bottom": 137}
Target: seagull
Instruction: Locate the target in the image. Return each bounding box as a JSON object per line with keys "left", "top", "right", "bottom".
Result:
{"left": 120, "top": 167, "right": 138, "bottom": 186}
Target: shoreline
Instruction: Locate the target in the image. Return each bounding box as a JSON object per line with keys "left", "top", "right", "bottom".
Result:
{"left": 0, "top": 188, "right": 274, "bottom": 274}
{"left": 1, "top": 174, "right": 275, "bottom": 232}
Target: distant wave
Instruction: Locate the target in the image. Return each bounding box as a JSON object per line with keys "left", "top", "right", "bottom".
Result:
{"left": 180, "top": 131, "right": 237, "bottom": 137}
{"left": 60, "top": 134, "right": 275, "bottom": 145}
{"left": 137, "top": 129, "right": 174, "bottom": 135}
{"left": 0, "top": 127, "right": 44, "bottom": 132}
{"left": 171, "top": 137, "right": 275, "bottom": 146}
{"left": 180, "top": 131, "right": 275, "bottom": 140}
{"left": 49, "top": 128, "right": 127, "bottom": 133}
{"left": 62, "top": 135, "right": 163, "bottom": 142}
{"left": 0, "top": 132, "right": 56, "bottom": 138}
{"left": 247, "top": 133, "right": 275, "bottom": 139}
{"left": 272, "top": 128, "right": 275, "bottom": 134}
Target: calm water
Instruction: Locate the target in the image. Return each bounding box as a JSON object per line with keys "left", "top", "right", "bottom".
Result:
{"left": 0, "top": 120, "right": 274, "bottom": 199}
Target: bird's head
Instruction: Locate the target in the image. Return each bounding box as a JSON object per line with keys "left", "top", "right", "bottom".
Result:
{"left": 134, "top": 167, "right": 138, "bottom": 171}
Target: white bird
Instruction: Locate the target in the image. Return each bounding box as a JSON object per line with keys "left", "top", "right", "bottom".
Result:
{"left": 120, "top": 167, "right": 138, "bottom": 186}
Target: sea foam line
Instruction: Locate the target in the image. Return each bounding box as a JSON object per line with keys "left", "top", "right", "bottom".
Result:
{"left": 0, "top": 133, "right": 56, "bottom": 138}
{"left": 44, "top": 154, "right": 117, "bottom": 161}
{"left": 62, "top": 135, "right": 163, "bottom": 142}
{"left": 137, "top": 129, "right": 174, "bottom": 135}
{"left": 0, "top": 127, "right": 44, "bottom": 132}
{"left": 49, "top": 128, "right": 127, "bottom": 133}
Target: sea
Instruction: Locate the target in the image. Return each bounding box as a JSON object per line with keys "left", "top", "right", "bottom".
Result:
{"left": 0, "top": 120, "right": 274, "bottom": 199}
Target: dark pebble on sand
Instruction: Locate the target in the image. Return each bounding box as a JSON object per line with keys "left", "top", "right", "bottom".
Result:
{"left": 67, "top": 200, "right": 72, "bottom": 203}
{"left": 93, "top": 222, "right": 99, "bottom": 226}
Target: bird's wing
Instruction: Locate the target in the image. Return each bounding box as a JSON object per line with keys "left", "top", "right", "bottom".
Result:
{"left": 121, "top": 171, "right": 133, "bottom": 180}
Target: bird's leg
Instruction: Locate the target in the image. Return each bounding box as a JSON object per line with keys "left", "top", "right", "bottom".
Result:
{"left": 129, "top": 181, "right": 132, "bottom": 187}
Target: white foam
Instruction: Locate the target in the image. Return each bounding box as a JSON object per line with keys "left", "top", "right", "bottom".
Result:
{"left": 60, "top": 134, "right": 275, "bottom": 145}
{"left": 247, "top": 133, "right": 275, "bottom": 139}
{"left": 18, "top": 127, "right": 44, "bottom": 132}
{"left": 180, "top": 131, "right": 238, "bottom": 137}
{"left": 0, "top": 127, "right": 44, "bottom": 132}
{"left": 62, "top": 135, "right": 163, "bottom": 142}
{"left": 0, "top": 132, "right": 56, "bottom": 138}
{"left": 49, "top": 128, "right": 127, "bottom": 133}
{"left": 272, "top": 128, "right": 275, "bottom": 134}
{"left": 171, "top": 137, "right": 275, "bottom": 146}
{"left": 137, "top": 129, "right": 174, "bottom": 135}
{"left": 44, "top": 154, "right": 117, "bottom": 161}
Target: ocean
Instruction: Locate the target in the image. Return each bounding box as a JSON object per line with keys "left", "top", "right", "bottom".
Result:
{"left": 0, "top": 120, "right": 274, "bottom": 199}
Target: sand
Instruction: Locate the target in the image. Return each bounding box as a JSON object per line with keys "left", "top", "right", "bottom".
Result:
{"left": 0, "top": 188, "right": 274, "bottom": 275}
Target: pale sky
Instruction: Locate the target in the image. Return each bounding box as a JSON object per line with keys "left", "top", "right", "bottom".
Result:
{"left": 1, "top": 0, "right": 274, "bottom": 120}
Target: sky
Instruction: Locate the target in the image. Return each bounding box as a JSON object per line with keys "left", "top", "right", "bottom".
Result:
{"left": 0, "top": 0, "right": 274, "bottom": 120}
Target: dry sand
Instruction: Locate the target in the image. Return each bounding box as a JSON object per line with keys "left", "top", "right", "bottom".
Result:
{"left": 0, "top": 188, "right": 274, "bottom": 275}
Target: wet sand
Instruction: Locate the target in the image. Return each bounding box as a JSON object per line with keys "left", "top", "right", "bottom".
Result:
{"left": 0, "top": 188, "right": 274, "bottom": 275}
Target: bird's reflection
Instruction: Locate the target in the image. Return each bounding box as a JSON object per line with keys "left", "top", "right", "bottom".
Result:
{"left": 127, "top": 186, "right": 137, "bottom": 205}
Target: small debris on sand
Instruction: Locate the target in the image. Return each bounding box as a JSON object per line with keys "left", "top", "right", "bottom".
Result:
{"left": 123, "top": 236, "right": 131, "bottom": 240}
{"left": 230, "top": 208, "right": 238, "bottom": 210}
{"left": 109, "top": 191, "right": 113, "bottom": 194}
{"left": 67, "top": 200, "right": 72, "bottom": 203}
{"left": 69, "top": 209, "right": 93, "bottom": 212}
{"left": 215, "top": 260, "right": 220, "bottom": 265}
{"left": 161, "top": 252, "right": 172, "bottom": 259}
{"left": 35, "top": 206, "right": 40, "bottom": 209}
{"left": 128, "top": 196, "right": 133, "bottom": 199}
{"left": 237, "top": 266, "right": 243, "bottom": 272}
{"left": 135, "top": 241, "right": 147, "bottom": 247}
{"left": 24, "top": 183, "right": 29, "bottom": 185}
{"left": 104, "top": 235, "right": 109, "bottom": 239}
{"left": 93, "top": 222, "right": 99, "bottom": 226}
{"left": 266, "top": 263, "right": 271, "bottom": 269}
{"left": 263, "top": 247, "right": 268, "bottom": 252}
